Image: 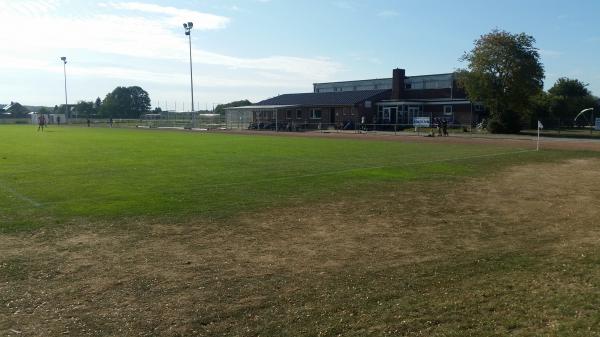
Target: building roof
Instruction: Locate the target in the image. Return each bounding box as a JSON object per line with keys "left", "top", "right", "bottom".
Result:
{"left": 227, "top": 104, "right": 299, "bottom": 110}
{"left": 256, "top": 89, "right": 390, "bottom": 106}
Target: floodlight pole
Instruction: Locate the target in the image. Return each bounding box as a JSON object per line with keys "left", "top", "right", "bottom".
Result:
{"left": 184, "top": 22, "right": 195, "bottom": 129}
{"left": 61, "top": 57, "right": 68, "bottom": 123}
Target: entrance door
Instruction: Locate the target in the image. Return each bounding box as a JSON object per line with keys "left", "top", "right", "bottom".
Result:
{"left": 330, "top": 108, "right": 336, "bottom": 124}
{"left": 408, "top": 107, "right": 420, "bottom": 124}
{"left": 382, "top": 108, "right": 391, "bottom": 123}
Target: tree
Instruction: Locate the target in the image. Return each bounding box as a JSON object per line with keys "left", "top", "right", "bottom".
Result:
{"left": 6, "top": 102, "right": 29, "bottom": 118}
{"left": 73, "top": 101, "right": 95, "bottom": 118}
{"left": 458, "top": 29, "right": 545, "bottom": 133}
{"left": 547, "top": 78, "right": 596, "bottom": 125}
{"left": 100, "top": 86, "right": 151, "bottom": 118}
{"left": 94, "top": 97, "right": 102, "bottom": 112}
{"left": 38, "top": 107, "right": 51, "bottom": 116}
{"left": 214, "top": 100, "right": 252, "bottom": 115}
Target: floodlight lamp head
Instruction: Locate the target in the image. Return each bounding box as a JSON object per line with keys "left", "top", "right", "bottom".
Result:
{"left": 60, "top": 56, "right": 66, "bottom": 62}
{"left": 183, "top": 23, "right": 187, "bottom": 28}
{"left": 188, "top": 22, "right": 193, "bottom": 28}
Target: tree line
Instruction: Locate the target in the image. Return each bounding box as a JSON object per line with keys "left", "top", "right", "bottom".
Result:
{"left": 458, "top": 29, "right": 598, "bottom": 133}
{"left": 68, "top": 86, "right": 152, "bottom": 119}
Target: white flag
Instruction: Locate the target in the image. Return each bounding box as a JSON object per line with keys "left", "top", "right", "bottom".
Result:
{"left": 538, "top": 120, "right": 544, "bottom": 129}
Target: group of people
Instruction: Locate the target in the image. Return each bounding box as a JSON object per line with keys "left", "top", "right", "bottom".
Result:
{"left": 432, "top": 118, "right": 449, "bottom": 137}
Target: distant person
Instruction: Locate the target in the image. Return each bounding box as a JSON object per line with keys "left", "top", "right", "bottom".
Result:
{"left": 87, "top": 118, "right": 91, "bottom": 127}
{"left": 437, "top": 118, "right": 442, "bottom": 136}
{"left": 109, "top": 118, "right": 113, "bottom": 128}
{"left": 37, "top": 115, "right": 46, "bottom": 132}
{"left": 442, "top": 118, "right": 449, "bottom": 136}
{"left": 57, "top": 116, "right": 61, "bottom": 125}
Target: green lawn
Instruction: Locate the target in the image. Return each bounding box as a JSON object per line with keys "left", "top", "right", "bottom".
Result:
{"left": 0, "top": 125, "right": 595, "bottom": 231}
{"left": 3, "top": 125, "right": 600, "bottom": 336}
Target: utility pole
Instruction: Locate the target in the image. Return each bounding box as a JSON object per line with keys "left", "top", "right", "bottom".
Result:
{"left": 183, "top": 22, "right": 195, "bottom": 128}
{"left": 60, "top": 57, "right": 68, "bottom": 123}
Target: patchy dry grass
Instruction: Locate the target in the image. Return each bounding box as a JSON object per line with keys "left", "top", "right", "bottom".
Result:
{"left": 2, "top": 158, "right": 600, "bottom": 336}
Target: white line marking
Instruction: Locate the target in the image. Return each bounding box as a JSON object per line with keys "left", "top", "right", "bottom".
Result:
{"left": 0, "top": 181, "right": 42, "bottom": 208}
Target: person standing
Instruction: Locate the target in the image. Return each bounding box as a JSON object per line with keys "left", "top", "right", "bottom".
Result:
{"left": 87, "top": 118, "right": 91, "bottom": 127}
{"left": 109, "top": 117, "right": 113, "bottom": 128}
{"left": 442, "top": 118, "right": 449, "bottom": 136}
{"left": 37, "top": 114, "right": 45, "bottom": 131}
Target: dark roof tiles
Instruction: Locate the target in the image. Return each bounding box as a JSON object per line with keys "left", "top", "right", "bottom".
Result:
{"left": 256, "top": 89, "right": 390, "bottom": 106}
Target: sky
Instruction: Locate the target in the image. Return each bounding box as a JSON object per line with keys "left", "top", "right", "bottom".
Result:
{"left": 1, "top": 0, "right": 600, "bottom": 110}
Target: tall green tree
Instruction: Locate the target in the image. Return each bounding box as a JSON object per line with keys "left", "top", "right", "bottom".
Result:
{"left": 73, "top": 101, "right": 95, "bottom": 118}
{"left": 94, "top": 97, "right": 102, "bottom": 114}
{"left": 100, "top": 86, "right": 151, "bottom": 118}
{"left": 547, "top": 78, "right": 596, "bottom": 125}
{"left": 214, "top": 100, "right": 252, "bottom": 115}
{"left": 458, "top": 29, "right": 545, "bottom": 133}
{"left": 6, "top": 102, "right": 29, "bottom": 118}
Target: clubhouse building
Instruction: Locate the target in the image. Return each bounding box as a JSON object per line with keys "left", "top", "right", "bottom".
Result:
{"left": 226, "top": 68, "right": 485, "bottom": 130}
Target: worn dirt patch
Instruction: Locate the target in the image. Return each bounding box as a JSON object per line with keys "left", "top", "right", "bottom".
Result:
{"left": 226, "top": 129, "right": 600, "bottom": 152}
{"left": 1, "top": 159, "right": 600, "bottom": 336}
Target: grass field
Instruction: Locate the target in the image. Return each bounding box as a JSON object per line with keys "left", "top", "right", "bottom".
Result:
{"left": 2, "top": 125, "right": 600, "bottom": 336}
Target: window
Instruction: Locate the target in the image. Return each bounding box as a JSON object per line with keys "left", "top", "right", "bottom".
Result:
{"left": 296, "top": 109, "right": 303, "bottom": 119}
{"left": 382, "top": 108, "right": 391, "bottom": 121}
{"left": 474, "top": 103, "right": 483, "bottom": 112}
{"left": 310, "top": 109, "right": 322, "bottom": 119}
{"left": 405, "top": 83, "right": 412, "bottom": 89}
{"left": 286, "top": 110, "right": 292, "bottom": 119}
{"left": 443, "top": 105, "right": 453, "bottom": 116}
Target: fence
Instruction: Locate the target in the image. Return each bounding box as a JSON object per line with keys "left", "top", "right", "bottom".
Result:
{"left": 230, "top": 120, "right": 488, "bottom": 137}
{"left": 521, "top": 118, "right": 599, "bottom": 139}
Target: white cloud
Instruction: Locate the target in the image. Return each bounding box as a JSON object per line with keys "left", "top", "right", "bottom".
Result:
{"left": 0, "top": 1, "right": 342, "bottom": 84}
{"left": 101, "top": 2, "right": 230, "bottom": 30}
{"left": 332, "top": 1, "right": 356, "bottom": 11}
{"left": 0, "top": 0, "right": 343, "bottom": 104}
{"left": 377, "top": 10, "right": 399, "bottom": 17}
{"left": 539, "top": 49, "right": 563, "bottom": 58}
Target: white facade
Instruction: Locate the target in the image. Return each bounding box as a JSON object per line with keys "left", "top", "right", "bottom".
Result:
{"left": 313, "top": 78, "right": 392, "bottom": 93}
{"left": 313, "top": 73, "right": 455, "bottom": 93}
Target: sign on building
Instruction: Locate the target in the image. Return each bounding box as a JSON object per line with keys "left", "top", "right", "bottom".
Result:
{"left": 413, "top": 117, "right": 430, "bottom": 127}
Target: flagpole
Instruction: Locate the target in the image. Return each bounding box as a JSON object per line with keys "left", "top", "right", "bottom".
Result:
{"left": 536, "top": 121, "right": 542, "bottom": 151}
{"left": 537, "top": 125, "right": 540, "bottom": 151}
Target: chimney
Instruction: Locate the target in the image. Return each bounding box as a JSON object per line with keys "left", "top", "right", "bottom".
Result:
{"left": 392, "top": 68, "right": 405, "bottom": 100}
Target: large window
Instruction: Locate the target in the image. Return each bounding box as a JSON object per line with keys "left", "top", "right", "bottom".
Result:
{"left": 296, "top": 109, "right": 303, "bottom": 119}
{"left": 286, "top": 110, "right": 293, "bottom": 119}
{"left": 444, "top": 105, "right": 453, "bottom": 116}
{"left": 310, "top": 109, "right": 322, "bottom": 119}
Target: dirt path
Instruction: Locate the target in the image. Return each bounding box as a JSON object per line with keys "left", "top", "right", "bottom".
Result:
{"left": 223, "top": 129, "right": 600, "bottom": 152}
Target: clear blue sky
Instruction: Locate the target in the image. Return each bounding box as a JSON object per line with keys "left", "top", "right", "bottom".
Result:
{"left": 1, "top": 0, "right": 599, "bottom": 109}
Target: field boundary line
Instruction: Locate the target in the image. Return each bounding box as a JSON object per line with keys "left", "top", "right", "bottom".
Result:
{"left": 0, "top": 180, "right": 42, "bottom": 208}
{"left": 204, "top": 149, "right": 536, "bottom": 189}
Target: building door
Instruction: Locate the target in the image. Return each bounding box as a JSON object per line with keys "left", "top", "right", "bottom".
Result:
{"left": 408, "top": 107, "right": 420, "bottom": 124}
{"left": 382, "top": 107, "right": 391, "bottom": 123}
{"left": 330, "top": 108, "right": 336, "bottom": 124}
{"left": 390, "top": 107, "right": 397, "bottom": 123}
